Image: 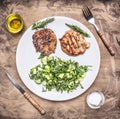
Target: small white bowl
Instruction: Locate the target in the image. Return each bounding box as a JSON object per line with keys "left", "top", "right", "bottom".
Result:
{"left": 86, "top": 91, "right": 105, "bottom": 109}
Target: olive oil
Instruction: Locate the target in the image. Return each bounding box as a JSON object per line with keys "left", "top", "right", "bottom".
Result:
{"left": 6, "top": 14, "right": 24, "bottom": 33}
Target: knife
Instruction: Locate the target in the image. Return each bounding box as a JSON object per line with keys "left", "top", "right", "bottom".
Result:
{"left": 1, "top": 66, "right": 46, "bottom": 115}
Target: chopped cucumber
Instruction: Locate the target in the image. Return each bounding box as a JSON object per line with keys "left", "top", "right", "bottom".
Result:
{"left": 29, "top": 56, "right": 91, "bottom": 92}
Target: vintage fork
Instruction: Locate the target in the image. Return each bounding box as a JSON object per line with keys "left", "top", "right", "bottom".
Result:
{"left": 82, "top": 6, "right": 115, "bottom": 56}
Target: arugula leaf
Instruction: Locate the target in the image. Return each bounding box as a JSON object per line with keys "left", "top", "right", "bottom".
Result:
{"left": 38, "top": 54, "right": 45, "bottom": 59}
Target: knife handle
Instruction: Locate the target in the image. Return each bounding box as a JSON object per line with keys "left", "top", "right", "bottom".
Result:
{"left": 24, "top": 92, "right": 46, "bottom": 115}
{"left": 97, "top": 30, "right": 115, "bottom": 56}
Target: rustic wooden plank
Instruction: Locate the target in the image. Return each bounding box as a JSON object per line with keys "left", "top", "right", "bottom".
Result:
{"left": 0, "top": 0, "right": 120, "bottom": 119}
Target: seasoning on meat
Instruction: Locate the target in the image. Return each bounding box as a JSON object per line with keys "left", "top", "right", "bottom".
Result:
{"left": 32, "top": 28, "right": 57, "bottom": 56}
{"left": 60, "top": 30, "right": 90, "bottom": 56}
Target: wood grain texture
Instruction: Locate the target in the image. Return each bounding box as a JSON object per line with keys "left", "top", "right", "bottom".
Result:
{"left": 23, "top": 92, "right": 46, "bottom": 115}
{"left": 0, "top": 0, "right": 120, "bottom": 119}
{"left": 97, "top": 30, "right": 115, "bottom": 56}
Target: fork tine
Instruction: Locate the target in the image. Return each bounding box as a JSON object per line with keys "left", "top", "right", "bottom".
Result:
{"left": 82, "top": 8, "right": 87, "bottom": 18}
{"left": 82, "top": 6, "right": 93, "bottom": 20}
{"left": 86, "top": 6, "right": 93, "bottom": 17}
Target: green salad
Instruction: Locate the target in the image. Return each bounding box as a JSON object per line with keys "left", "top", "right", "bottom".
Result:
{"left": 29, "top": 55, "right": 91, "bottom": 92}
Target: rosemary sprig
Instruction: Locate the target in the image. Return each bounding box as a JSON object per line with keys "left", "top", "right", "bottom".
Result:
{"left": 32, "top": 18, "right": 54, "bottom": 30}
{"left": 65, "top": 23, "right": 90, "bottom": 37}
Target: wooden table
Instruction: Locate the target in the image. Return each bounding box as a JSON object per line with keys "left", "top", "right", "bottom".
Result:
{"left": 0, "top": 0, "right": 120, "bottom": 119}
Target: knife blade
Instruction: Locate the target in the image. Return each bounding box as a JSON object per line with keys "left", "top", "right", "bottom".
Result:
{"left": 5, "top": 71, "right": 25, "bottom": 94}
{"left": 1, "top": 66, "right": 45, "bottom": 115}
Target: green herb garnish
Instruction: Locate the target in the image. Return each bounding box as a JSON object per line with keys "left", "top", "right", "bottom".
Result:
{"left": 32, "top": 18, "right": 54, "bottom": 30}
{"left": 38, "top": 54, "right": 45, "bottom": 59}
{"left": 29, "top": 56, "right": 91, "bottom": 93}
{"left": 65, "top": 23, "right": 90, "bottom": 37}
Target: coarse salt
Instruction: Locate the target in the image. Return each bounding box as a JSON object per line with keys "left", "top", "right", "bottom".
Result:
{"left": 86, "top": 91, "right": 105, "bottom": 109}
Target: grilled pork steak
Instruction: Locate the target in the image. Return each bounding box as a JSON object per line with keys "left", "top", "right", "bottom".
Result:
{"left": 32, "top": 28, "right": 57, "bottom": 56}
{"left": 60, "top": 30, "right": 90, "bottom": 56}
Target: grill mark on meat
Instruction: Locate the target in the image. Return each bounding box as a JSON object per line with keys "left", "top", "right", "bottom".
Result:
{"left": 70, "top": 35, "right": 78, "bottom": 53}
{"left": 66, "top": 34, "right": 74, "bottom": 54}
{"left": 60, "top": 30, "right": 90, "bottom": 56}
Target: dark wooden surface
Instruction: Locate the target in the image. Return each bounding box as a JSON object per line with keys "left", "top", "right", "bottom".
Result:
{"left": 0, "top": 0, "right": 120, "bottom": 119}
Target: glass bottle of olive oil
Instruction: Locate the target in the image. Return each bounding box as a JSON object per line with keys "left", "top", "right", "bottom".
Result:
{"left": 6, "top": 14, "right": 24, "bottom": 33}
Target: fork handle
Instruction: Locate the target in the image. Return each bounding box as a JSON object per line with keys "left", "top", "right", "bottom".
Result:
{"left": 97, "top": 30, "right": 115, "bottom": 56}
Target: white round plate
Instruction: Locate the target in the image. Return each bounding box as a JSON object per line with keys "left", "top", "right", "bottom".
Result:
{"left": 16, "top": 16, "right": 100, "bottom": 101}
